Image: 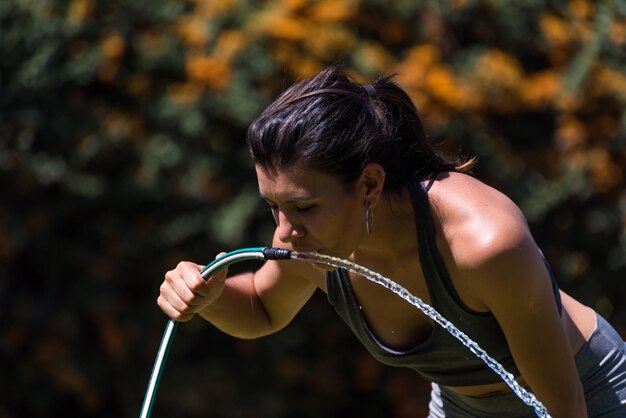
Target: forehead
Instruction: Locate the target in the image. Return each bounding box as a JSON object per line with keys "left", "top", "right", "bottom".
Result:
{"left": 255, "top": 165, "right": 349, "bottom": 200}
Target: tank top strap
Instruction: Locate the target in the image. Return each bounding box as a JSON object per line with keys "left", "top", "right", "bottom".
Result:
{"left": 405, "top": 173, "right": 460, "bottom": 313}
{"left": 424, "top": 171, "right": 438, "bottom": 192}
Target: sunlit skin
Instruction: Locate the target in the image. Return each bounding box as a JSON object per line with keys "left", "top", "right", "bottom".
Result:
{"left": 158, "top": 164, "right": 597, "bottom": 417}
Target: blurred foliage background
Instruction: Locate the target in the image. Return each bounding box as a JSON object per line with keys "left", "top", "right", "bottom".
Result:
{"left": 2, "top": 0, "right": 626, "bottom": 416}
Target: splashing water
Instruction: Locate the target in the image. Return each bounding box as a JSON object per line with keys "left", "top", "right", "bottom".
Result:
{"left": 292, "top": 251, "right": 552, "bottom": 418}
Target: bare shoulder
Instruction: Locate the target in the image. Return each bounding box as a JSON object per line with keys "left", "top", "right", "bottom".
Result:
{"left": 428, "top": 171, "right": 534, "bottom": 271}
{"left": 426, "top": 172, "right": 548, "bottom": 311}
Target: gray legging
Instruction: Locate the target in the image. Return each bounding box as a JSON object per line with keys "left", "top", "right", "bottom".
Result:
{"left": 428, "top": 312, "right": 626, "bottom": 417}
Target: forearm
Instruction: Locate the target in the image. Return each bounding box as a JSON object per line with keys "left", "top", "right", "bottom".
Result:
{"left": 542, "top": 390, "right": 587, "bottom": 418}
{"left": 197, "top": 271, "right": 275, "bottom": 339}
{"left": 544, "top": 404, "right": 587, "bottom": 418}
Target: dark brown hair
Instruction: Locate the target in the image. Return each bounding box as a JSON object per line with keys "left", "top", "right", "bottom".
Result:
{"left": 247, "top": 66, "right": 473, "bottom": 192}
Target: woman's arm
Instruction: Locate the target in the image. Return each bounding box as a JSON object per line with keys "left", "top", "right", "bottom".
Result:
{"left": 158, "top": 231, "right": 321, "bottom": 339}
{"left": 197, "top": 255, "right": 319, "bottom": 338}
{"left": 433, "top": 173, "right": 587, "bottom": 417}
{"left": 461, "top": 215, "right": 587, "bottom": 417}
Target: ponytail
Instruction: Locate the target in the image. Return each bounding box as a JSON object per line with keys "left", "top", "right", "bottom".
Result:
{"left": 247, "top": 66, "right": 475, "bottom": 192}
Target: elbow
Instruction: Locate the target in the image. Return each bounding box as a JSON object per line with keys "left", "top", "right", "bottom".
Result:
{"left": 228, "top": 326, "right": 280, "bottom": 340}
{"left": 220, "top": 315, "right": 285, "bottom": 340}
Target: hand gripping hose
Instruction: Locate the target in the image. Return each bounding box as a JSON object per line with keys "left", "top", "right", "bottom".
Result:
{"left": 139, "top": 247, "right": 292, "bottom": 418}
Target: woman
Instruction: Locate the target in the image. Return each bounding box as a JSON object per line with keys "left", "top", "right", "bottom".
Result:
{"left": 158, "top": 66, "right": 626, "bottom": 417}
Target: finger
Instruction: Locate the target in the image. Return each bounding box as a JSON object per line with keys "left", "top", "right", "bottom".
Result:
{"left": 192, "top": 255, "right": 227, "bottom": 296}
{"left": 165, "top": 268, "right": 202, "bottom": 306}
{"left": 161, "top": 281, "right": 196, "bottom": 312}
{"left": 157, "top": 294, "right": 194, "bottom": 322}
{"left": 199, "top": 252, "right": 227, "bottom": 282}
{"left": 175, "top": 313, "right": 194, "bottom": 322}
{"left": 174, "top": 263, "right": 210, "bottom": 298}
{"left": 205, "top": 267, "right": 227, "bottom": 287}
{"left": 173, "top": 273, "right": 207, "bottom": 306}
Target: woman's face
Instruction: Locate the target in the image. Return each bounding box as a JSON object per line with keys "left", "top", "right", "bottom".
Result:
{"left": 256, "top": 165, "right": 366, "bottom": 259}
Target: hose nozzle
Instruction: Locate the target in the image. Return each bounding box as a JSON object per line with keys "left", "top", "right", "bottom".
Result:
{"left": 262, "top": 247, "right": 292, "bottom": 260}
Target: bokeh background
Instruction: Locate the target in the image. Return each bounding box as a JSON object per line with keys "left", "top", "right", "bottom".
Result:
{"left": 2, "top": 0, "right": 626, "bottom": 417}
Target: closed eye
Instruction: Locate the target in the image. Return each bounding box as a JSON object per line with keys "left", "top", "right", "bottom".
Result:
{"left": 296, "top": 204, "right": 315, "bottom": 213}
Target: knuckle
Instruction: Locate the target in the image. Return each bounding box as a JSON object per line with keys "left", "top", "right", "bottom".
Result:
{"left": 178, "top": 293, "right": 193, "bottom": 307}
{"left": 180, "top": 261, "right": 196, "bottom": 271}
{"left": 164, "top": 270, "right": 176, "bottom": 283}
{"left": 175, "top": 303, "right": 191, "bottom": 316}
{"left": 188, "top": 277, "right": 205, "bottom": 292}
{"left": 174, "top": 262, "right": 189, "bottom": 275}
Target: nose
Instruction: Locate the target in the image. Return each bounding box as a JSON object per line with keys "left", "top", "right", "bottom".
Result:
{"left": 276, "top": 211, "right": 304, "bottom": 243}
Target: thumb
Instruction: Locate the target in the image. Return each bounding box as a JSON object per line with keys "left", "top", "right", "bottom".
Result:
{"left": 206, "top": 252, "right": 229, "bottom": 284}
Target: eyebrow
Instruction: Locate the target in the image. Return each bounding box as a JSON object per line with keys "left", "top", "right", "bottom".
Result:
{"left": 258, "top": 193, "right": 315, "bottom": 204}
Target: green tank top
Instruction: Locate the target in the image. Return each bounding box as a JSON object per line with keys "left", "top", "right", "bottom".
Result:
{"left": 325, "top": 175, "right": 562, "bottom": 386}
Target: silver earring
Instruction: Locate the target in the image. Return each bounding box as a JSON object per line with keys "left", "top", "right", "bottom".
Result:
{"left": 365, "top": 207, "right": 374, "bottom": 235}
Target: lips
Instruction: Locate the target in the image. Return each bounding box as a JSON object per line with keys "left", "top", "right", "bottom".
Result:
{"left": 291, "top": 243, "right": 306, "bottom": 252}
{"left": 292, "top": 244, "right": 321, "bottom": 254}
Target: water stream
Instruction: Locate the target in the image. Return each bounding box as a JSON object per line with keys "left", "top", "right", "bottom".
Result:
{"left": 291, "top": 251, "right": 551, "bottom": 418}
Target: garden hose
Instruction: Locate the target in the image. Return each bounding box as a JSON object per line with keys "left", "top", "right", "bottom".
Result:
{"left": 139, "top": 247, "right": 292, "bottom": 418}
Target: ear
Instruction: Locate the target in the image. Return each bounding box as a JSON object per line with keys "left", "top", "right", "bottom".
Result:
{"left": 359, "top": 163, "right": 386, "bottom": 207}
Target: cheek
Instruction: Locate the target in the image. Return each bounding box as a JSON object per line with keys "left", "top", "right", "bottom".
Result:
{"left": 325, "top": 203, "right": 359, "bottom": 229}
{"left": 319, "top": 202, "right": 364, "bottom": 246}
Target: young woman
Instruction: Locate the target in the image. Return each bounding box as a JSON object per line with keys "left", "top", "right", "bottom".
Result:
{"left": 158, "top": 66, "right": 626, "bottom": 417}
